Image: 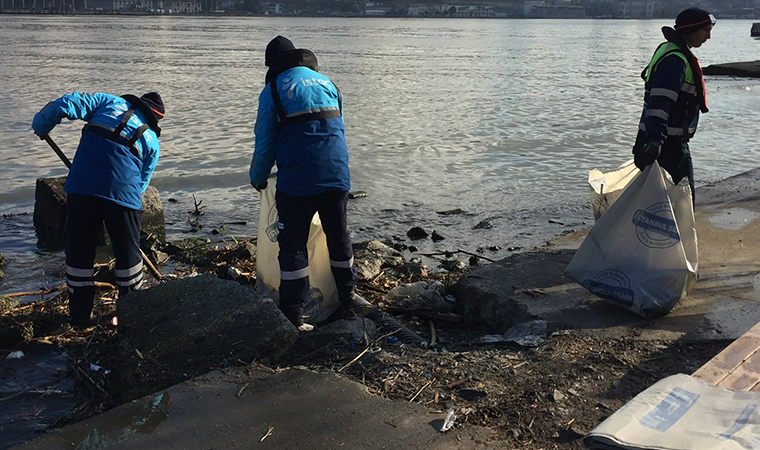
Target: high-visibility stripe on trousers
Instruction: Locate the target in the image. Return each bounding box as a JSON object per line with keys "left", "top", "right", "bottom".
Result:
{"left": 275, "top": 190, "right": 357, "bottom": 325}
{"left": 64, "top": 194, "right": 144, "bottom": 322}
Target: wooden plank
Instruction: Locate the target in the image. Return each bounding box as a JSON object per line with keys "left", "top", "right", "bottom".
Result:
{"left": 717, "top": 350, "right": 760, "bottom": 391}
{"left": 693, "top": 322, "right": 760, "bottom": 388}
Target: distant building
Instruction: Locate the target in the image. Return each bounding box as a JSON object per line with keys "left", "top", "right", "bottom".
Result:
{"left": 263, "top": 1, "right": 283, "bottom": 14}
{"left": 451, "top": 5, "right": 493, "bottom": 17}
{"left": 618, "top": 0, "right": 655, "bottom": 18}
{"left": 523, "top": 1, "right": 585, "bottom": 18}
{"left": 407, "top": 3, "right": 493, "bottom": 17}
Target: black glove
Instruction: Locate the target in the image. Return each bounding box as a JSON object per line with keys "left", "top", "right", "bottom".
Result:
{"left": 634, "top": 141, "right": 661, "bottom": 170}
{"left": 250, "top": 180, "right": 268, "bottom": 191}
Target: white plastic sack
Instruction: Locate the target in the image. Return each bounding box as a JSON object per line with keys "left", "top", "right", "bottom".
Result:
{"left": 256, "top": 174, "right": 339, "bottom": 323}
{"left": 567, "top": 161, "right": 698, "bottom": 317}
{"left": 585, "top": 374, "right": 760, "bottom": 450}
{"left": 588, "top": 159, "right": 640, "bottom": 221}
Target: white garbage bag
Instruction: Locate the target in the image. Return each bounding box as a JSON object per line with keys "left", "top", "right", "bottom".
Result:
{"left": 255, "top": 174, "right": 340, "bottom": 323}
{"left": 567, "top": 161, "right": 698, "bottom": 317}
{"left": 588, "top": 158, "right": 640, "bottom": 221}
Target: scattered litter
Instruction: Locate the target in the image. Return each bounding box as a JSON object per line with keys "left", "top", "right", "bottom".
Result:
{"left": 387, "top": 336, "right": 399, "bottom": 344}
{"left": 5, "top": 350, "right": 24, "bottom": 360}
{"left": 227, "top": 267, "right": 242, "bottom": 279}
{"left": 89, "top": 363, "right": 111, "bottom": 375}
{"left": 384, "top": 281, "right": 453, "bottom": 313}
{"left": 503, "top": 320, "right": 547, "bottom": 347}
{"left": 441, "top": 408, "right": 456, "bottom": 432}
{"left": 479, "top": 320, "right": 548, "bottom": 347}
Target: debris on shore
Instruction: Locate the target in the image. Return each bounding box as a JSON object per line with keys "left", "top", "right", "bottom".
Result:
{"left": 0, "top": 236, "right": 732, "bottom": 450}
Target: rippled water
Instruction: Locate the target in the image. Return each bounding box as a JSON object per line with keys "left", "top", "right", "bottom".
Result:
{"left": 1, "top": 15, "right": 759, "bottom": 275}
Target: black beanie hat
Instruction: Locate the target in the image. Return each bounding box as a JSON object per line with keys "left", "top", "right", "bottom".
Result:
{"left": 675, "top": 7, "right": 716, "bottom": 35}
{"left": 265, "top": 35, "right": 296, "bottom": 67}
{"left": 140, "top": 92, "right": 165, "bottom": 120}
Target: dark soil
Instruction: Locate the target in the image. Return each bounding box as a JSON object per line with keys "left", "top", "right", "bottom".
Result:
{"left": 0, "top": 237, "right": 732, "bottom": 449}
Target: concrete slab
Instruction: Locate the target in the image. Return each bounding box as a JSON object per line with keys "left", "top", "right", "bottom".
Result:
{"left": 450, "top": 168, "right": 760, "bottom": 342}
{"left": 13, "top": 367, "right": 506, "bottom": 450}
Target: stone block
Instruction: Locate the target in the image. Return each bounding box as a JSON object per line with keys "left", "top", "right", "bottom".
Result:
{"left": 32, "top": 177, "right": 166, "bottom": 245}
{"left": 117, "top": 274, "right": 298, "bottom": 401}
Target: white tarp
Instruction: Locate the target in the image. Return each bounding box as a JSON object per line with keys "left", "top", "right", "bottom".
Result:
{"left": 585, "top": 374, "right": 760, "bottom": 450}
{"left": 588, "top": 159, "right": 640, "bottom": 221}
{"left": 567, "top": 161, "right": 698, "bottom": 317}
{"left": 255, "top": 174, "right": 340, "bottom": 323}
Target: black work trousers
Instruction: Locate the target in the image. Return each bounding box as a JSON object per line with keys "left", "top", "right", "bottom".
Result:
{"left": 64, "top": 194, "right": 144, "bottom": 322}
{"left": 658, "top": 139, "right": 695, "bottom": 207}
{"left": 275, "top": 190, "right": 357, "bottom": 325}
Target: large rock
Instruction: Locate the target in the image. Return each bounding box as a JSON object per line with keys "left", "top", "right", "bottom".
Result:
{"left": 449, "top": 249, "right": 580, "bottom": 333}
{"left": 33, "top": 177, "right": 68, "bottom": 244}
{"left": 703, "top": 60, "right": 760, "bottom": 78}
{"left": 139, "top": 186, "right": 166, "bottom": 242}
{"left": 117, "top": 274, "right": 298, "bottom": 401}
{"left": 33, "top": 177, "right": 166, "bottom": 244}
{"left": 448, "top": 249, "right": 652, "bottom": 335}
{"left": 353, "top": 239, "right": 405, "bottom": 280}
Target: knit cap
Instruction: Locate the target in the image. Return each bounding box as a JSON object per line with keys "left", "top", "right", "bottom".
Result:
{"left": 675, "top": 8, "right": 716, "bottom": 35}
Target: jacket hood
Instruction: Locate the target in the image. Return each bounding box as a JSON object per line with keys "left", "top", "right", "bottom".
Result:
{"left": 265, "top": 49, "right": 319, "bottom": 85}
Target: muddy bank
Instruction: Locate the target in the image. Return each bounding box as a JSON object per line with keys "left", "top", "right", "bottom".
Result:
{"left": 8, "top": 160, "right": 760, "bottom": 448}
{"left": 0, "top": 230, "right": 737, "bottom": 450}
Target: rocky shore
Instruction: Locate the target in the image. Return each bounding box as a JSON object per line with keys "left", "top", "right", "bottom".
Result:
{"left": 703, "top": 60, "right": 760, "bottom": 77}
{"left": 4, "top": 164, "right": 760, "bottom": 449}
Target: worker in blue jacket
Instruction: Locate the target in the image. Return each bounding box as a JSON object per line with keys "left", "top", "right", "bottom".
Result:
{"left": 249, "top": 36, "right": 368, "bottom": 331}
{"left": 32, "top": 91, "right": 164, "bottom": 327}
{"left": 633, "top": 8, "right": 715, "bottom": 206}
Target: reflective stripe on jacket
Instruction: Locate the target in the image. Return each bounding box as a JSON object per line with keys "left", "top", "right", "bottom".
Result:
{"left": 637, "top": 43, "right": 700, "bottom": 143}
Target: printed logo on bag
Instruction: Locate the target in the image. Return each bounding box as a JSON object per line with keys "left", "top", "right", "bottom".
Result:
{"left": 266, "top": 203, "right": 279, "bottom": 243}
{"left": 583, "top": 269, "right": 635, "bottom": 307}
{"left": 302, "top": 287, "right": 325, "bottom": 312}
{"left": 632, "top": 202, "right": 681, "bottom": 248}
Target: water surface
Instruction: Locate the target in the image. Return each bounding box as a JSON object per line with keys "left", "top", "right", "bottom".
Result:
{"left": 1, "top": 16, "right": 759, "bottom": 277}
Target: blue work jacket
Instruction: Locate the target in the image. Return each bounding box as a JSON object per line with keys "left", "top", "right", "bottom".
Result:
{"left": 249, "top": 66, "right": 350, "bottom": 196}
{"left": 32, "top": 92, "right": 160, "bottom": 210}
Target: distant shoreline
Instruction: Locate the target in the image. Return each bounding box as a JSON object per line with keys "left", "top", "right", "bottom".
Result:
{"left": 2, "top": 11, "right": 758, "bottom": 19}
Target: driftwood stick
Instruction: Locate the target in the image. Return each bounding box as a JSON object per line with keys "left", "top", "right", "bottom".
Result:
{"left": 4, "top": 282, "right": 116, "bottom": 298}
{"left": 338, "top": 346, "right": 370, "bottom": 373}
{"left": 418, "top": 249, "right": 495, "bottom": 263}
{"left": 381, "top": 307, "right": 462, "bottom": 325}
{"left": 409, "top": 380, "right": 433, "bottom": 403}
{"left": 142, "top": 255, "right": 163, "bottom": 280}
{"left": 4, "top": 286, "right": 65, "bottom": 298}
{"left": 429, "top": 320, "right": 437, "bottom": 347}
{"left": 191, "top": 194, "right": 206, "bottom": 215}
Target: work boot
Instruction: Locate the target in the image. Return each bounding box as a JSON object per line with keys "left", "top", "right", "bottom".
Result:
{"left": 335, "top": 291, "right": 377, "bottom": 319}
{"left": 69, "top": 312, "right": 96, "bottom": 329}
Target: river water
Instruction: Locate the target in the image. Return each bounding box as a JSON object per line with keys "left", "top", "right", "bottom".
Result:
{"left": 1, "top": 15, "right": 760, "bottom": 290}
